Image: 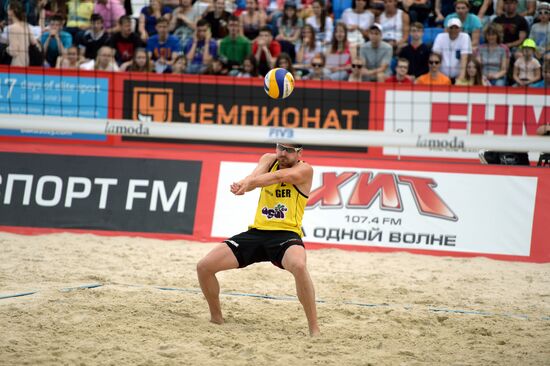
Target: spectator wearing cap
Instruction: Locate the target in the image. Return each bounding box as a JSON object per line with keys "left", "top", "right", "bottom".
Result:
{"left": 513, "top": 38, "right": 541, "bottom": 86}
{"left": 94, "top": 0, "right": 126, "bottom": 34}
{"left": 415, "top": 52, "right": 452, "bottom": 85}
{"left": 529, "top": 3, "right": 550, "bottom": 59}
{"left": 474, "top": 22, "right": 509, "bottom": 86}
{"left": 444, "top": 0, "right": 482, "bottom": 49}
{"left": 493, "top": 0, "right": 528, "bottom": 54}
{"left": 432, "top": 17, "right": 472, "bottom": 80}
{"left": 398, "top": 22, "right": 430, "bottom": 78}
{"left": 359, "top": 23, "right": 393, "bottom": 81}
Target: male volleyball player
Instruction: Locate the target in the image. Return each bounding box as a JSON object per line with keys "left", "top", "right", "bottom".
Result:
{"left": 196, "top": 143, "right": 320, "bottom": 336}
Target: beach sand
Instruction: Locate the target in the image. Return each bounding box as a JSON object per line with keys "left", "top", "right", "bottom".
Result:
{"left": 1, "top": 232, "right": 549, "bottom": 365}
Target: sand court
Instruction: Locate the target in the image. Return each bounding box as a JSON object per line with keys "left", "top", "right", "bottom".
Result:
{"left": 1, "top": 232, "right": 549, "bottom": 365}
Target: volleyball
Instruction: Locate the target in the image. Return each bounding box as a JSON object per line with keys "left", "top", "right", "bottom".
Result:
{"left": 264, "top": 68, "right": 295, "bottom": 99}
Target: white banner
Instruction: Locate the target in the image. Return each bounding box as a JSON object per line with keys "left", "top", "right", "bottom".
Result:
{"left": 212, "top": 162, "right": 538, "bottom": 256}
{"left": 383, "top": 90, "right": 550, "bottom": 158}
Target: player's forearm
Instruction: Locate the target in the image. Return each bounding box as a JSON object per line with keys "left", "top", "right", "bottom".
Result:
{"left": 247, "top": 171, "right": 283, "bottom": 190}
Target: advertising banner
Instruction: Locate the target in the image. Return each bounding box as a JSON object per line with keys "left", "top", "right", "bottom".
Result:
{"left": 383, "top": 89, "right": 550, "bottom": 159}
{"left": 0, "top": 152, "right": 201, "bottom": 234}
{"left": 212, "top": 162, "right": 538, "bottom": 257}
{"left": 0, "top": 72, "right": 109, "bottom": 140}
{"left": 121, "top": 79, "right": 369, "bottom": 131}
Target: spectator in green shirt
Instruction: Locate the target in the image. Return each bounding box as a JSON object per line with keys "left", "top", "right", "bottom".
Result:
{"left": 219, "top": 15, "right": 252, "bottom": 74}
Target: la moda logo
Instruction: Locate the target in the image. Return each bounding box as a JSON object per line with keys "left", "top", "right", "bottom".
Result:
{"left": 307, "top": 171, "right": 458, "bottom": 221}
{"left": 105, "top": 122, "right": 150, "bottom": 136}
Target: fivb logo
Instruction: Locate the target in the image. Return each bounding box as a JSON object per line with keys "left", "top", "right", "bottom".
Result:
{"left": 132, "top": 87, "right": 173, "bottom": 122}
{"left": 307, "top": 171, "right": 458, "bottom": 221}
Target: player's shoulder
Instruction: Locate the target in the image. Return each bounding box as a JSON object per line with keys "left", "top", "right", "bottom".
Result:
{"left": 297, "top": 160, "right": 314, "bottom": 174}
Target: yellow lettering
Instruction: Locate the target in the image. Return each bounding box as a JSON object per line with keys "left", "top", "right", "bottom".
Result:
{"left": 302, "top": 108, "right": 320, "bottom": 129}
{"left": 341, "top": 110, "right": 359, "bottom": 130}
{"left": 261, "top": 106, "right": 280, "bottom": 126}
{"left": 199, "top": 103, "right": 214, "bottom": 124}
{"left": 217, "top": 104, "right": 238, "bottom": 125}
{"left": 323, "top": 109, "right": 341, "bottom": 129}
{"left": 178, "top": 103, "right": 197, "bottom": 123}
{"left": 282, "top": 107, "right": 300, "bottom": 128}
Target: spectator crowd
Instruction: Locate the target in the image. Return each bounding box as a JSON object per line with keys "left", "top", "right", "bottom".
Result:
{"left": 0, "top": 0, "right": 548, "bottom": 87}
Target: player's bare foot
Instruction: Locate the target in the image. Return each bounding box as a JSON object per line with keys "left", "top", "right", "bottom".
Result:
{"left": 310, "top": 327, "right": 321, "bottom": 337}
{"left": 210, "top": 316, "right": 224, "bottom": 325}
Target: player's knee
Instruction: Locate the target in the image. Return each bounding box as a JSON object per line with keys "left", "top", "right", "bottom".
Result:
{"left": 286, "top": 258, "right": 307, "bottom": 275}
{"left": 196, "top": 258, "right": 212, "bottom": 276}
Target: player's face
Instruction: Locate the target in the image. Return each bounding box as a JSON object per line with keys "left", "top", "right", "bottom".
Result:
{"left": 276, "top": 144, "right": 302, "bottom": 166}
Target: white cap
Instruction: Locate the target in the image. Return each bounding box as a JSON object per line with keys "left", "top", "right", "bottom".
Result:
{"left": 369, "top": 23, "right": 383, "bottom": 33}
{"left": 447, "top": 18, "right": 462, "bottom": 28}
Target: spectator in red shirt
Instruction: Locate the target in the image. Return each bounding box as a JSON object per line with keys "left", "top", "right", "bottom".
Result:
{"left": 385, "top": 58, "right": 413, "bottom": 83}
{"left": 253, "top": 26, "right": 281, "bottom": 75}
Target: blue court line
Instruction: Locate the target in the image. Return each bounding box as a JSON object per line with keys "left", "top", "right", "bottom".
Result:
{"left": 344, "top": 301, "right": 390, "bottom": 308}
{"left": 0, "top": 291, "right": 37, "bottom": 300}
{"left": 2, "top": 282, "right": 549, "bottom": 322}
{"left": 60, "top": 283, "right": 103, "bottom": 292}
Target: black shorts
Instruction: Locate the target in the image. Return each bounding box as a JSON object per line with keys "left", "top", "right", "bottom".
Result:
{"left": 224, "top": 228, "right": 304, "bottom": 269}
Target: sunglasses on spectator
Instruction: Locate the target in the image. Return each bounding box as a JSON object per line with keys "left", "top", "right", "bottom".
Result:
{"left": 429, "top": 60, "right": 440, "bottom": 65}
{"left": 540, "top": 10, "right": 550, "bottom": 14}
{"left": 312, "top": 63, "right": 323, "bottom": 67}
{"left": 352, "top": 64, "right": 363, "bottom": 68}
{"left": 277, "top": 143, "right": 302, "bottom": 153}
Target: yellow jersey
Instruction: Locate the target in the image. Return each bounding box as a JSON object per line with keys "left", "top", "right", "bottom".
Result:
{"left": 249, "top": 160, "right": 308, "bottom": 236}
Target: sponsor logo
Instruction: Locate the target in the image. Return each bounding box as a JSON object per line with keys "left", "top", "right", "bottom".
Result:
{"left": 269, "top": 127, "right": 294, "bottom": 139}
{"left": 132, "top": 87, "right": 173, "bottom": 122}
{"left": 416, "top": 135, "right": 465, "bottom": 151}
{"left": 105, "top": 122, "right": 150, "bottom": 136}
{"left": 261, "top": 203, "right": 288, "bottom": 219}
{"left": 307, "top": 172, "right": 458, "bottom": 221}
